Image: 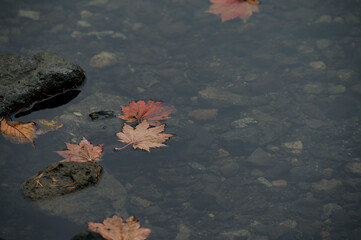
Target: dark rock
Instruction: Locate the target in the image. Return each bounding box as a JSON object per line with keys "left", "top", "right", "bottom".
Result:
{"left": 219, "top": 160, "right": 239, "bottom": 177}
{"left": 23, "top": 161, "right": 102, "bottom": 200}
{"left": 0, "top": 52, "right": 85, "bottom": 116}
{"left": 189, "top": 192, "right": 217, "bottom": 210}
{"left": 89, "top": 110, "right": 115, "bottom": 120}
{"left": 291, "top": 197, "right": 323, "bottom": 219}
{"left": 246, "top": 148, "right": 275, "bottom": 167}
{"left": 264, "top": 162, "right": 291, "bottom": 179}
{"left": 332, "top": 209, "right": 358, "bottom": 230}
{"left": 289, "top": 166, "right": 322, "bottom": 181}
{"left": 72, "top": 231, "right": 105, "bottom": 240}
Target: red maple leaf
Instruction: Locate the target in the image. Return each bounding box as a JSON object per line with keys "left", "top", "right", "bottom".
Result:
{"left": 118, "top": 100, "right": 173, "bottom": 126}
{"left": 206, "top": 0, "right": 260, "bottom": 23}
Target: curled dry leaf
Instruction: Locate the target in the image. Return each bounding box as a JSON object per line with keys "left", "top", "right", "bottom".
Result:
{"left": 118, "top": 100, "right": 173, "bottom": 126}
{"left": 206, "top": 0, "right": 260, "bottom": 23}
{"left": 115, "top": 120, "right": 174, "bottom": 152}
{"left": 0, "top": 118, "right": 36, "bottom": 146}
{"left": 88, "top": 215, "right": 151, "bottom": 240}
{"left": 56, "top": 137, "right": 103, "bottom": 163}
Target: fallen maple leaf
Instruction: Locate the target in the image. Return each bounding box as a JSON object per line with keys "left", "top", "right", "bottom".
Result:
{"left": 88, "top": 215, "right": 151, "bottom": 240}
{"left": 118, "top": 100, "right": 173, "bottom": 126}
{"left": 115, "top": 120, "right": 174, "bottom": 152}
{"left": 0, "top": 117, "right": 36, "bottom": 146}
{"left": 206, "top": 0, "right": 259, "bottom": 23}
{"left": 56, "top": 137, "right": 103, "bottom": 163}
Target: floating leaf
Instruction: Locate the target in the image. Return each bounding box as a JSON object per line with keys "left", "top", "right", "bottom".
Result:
{"left": 206, "top": 0, "right": 260, "bottom": 23}
{"left": 0, "top": 118, "right": 36, "bottom": 146}
{"left": 56, "top": 137, "right": 103, "bottom": 163}
{"left": 118, "top": 100, "right": 173, "bottom": 126}
{"left": 88, "top": 216, "right": 151, "bottom": 240}
{"left": 115, "top": 120, "right": 174, "bottom": 152}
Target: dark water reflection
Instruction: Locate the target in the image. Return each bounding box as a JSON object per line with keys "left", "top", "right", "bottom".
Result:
{"left": 0, "top": 0, "right": 361, "bottom": 239}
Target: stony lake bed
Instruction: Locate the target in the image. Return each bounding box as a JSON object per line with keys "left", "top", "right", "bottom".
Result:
{"left": 0, "top": 0, "right": 361, "bottom": 239}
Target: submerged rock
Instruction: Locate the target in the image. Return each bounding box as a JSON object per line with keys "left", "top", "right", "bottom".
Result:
{"left": 26, "top": 169, "right": 127, "bottom": 224}
{"left": 0, "top": 52, "right": 85, "bottom": 116}
{"left": 23, "top": 162, "right": 103, "bottom": 200}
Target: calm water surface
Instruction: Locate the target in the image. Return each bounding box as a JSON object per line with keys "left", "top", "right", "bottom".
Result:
{"left": 0, "top": 0, "right": 361, "bottom": 239}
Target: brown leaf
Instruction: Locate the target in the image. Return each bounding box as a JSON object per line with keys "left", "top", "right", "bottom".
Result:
{"left": 88, "top": 215, "right": 151, "bottom": 240}
{"left": 56, "top": 137, "right": 103, "bottom": 163}
{"left": 118, "top": 100, "right": 173, "bottom": 126}
{"left": 115, "top": 120, "right": 174, "bottom": 152}
{"left": 0, "top": 118, "right": 36, "bottom": 146}
{"left": 206, "top": 0, "right": 259, "bottom": 23}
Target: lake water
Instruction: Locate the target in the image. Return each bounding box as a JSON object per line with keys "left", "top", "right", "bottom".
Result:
{"left": 0, "top": 0, "right": 361, "bottom": 239}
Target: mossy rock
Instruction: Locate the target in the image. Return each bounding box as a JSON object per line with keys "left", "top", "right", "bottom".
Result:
{"left": 23, "top": 161, "right": 102, "bottom": 200}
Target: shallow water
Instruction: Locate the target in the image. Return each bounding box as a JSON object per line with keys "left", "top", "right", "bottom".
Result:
{"left": 1, "top": 0, "right": 361, "bottom": 239}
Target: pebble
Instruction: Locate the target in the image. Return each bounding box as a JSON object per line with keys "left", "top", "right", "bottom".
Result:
{"left": 220, "top": 160, "right": 239, "bottom": 177}
{"left": 311, "top": 178, "right": 343, "bottom": 192}
{"left": 231, "top": 117, "right": 257, "bottom": 128}
{"left": 315, "top": 15, "right": 332, "bottom": 23}
{"left": 175, "top": 224, "right": 190, "bottom": 240}
{"left": 73, "top": 112, "right": 83, "bottom": 117}
{"left": 316, "top": 39, "right": 332, "bottom": 50}
{"left": 89, "top": 51, "right": 117, "bottom": 68}
{"left": 321, "top": 203, "right": 342, "bottom": 220}
{"left": 309, "top": 61, "right": 326, "bottom": 70}
{"left": 351, "top": 84, "right": 361, "bottom": 94}
{"left": 337, "top": 69, "right": 356, "bottom": 81}
{"left": 298, "top": 45, "right": 314, "bottom": 54}
{"left": 279, "top": 219, "right": 297, "bottom": 228}
{"left": 77, "top": 20, "right": 91, "bottom": 28}
{"left": 303, "top": 83, "right": 323, "bottom": 94}
{"left": 0, "top": 36, "right": 9, "bottom": 43}
{"left": 283, "top": 141, "right": 303, "bottom": 154}
{"left": 80, "top": 10, "right": 93, "bottom": 19}
{"left": 220, "top": 229, "right": 251, "bottom": 239}
{"left": 327, "top": 84, "right": 346, "bottom": 94}
{"left": 246, "top": 148, "right": 275, "bottom": 167}
{"left": 257, "top": 177, "right": 272, "bottom": 188}
{"left": 345, "top": 162, "right": 361, "bottom": 175}
{"left": 333, "top": 17, "right": 344, "bottom": 23}
{"left": 88, "top": 0, "right": 108, "bottom": 6}
{"left": 18, "top": 10, "right": 40, "bottom": 20}
{"left": 272, "top": 179, "right": 288, "bottom": 187}
{"left": 188, "top": 108, "right": 218, "bottom": 120}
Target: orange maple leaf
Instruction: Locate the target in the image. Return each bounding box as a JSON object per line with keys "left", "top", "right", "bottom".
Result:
{"left": 118, "top": 100, "right": 173, "bottom": 126}
{"left": 88, "top": 215, "right": 151, "bottom": 240}
{"left": 56, "top": 137, "right": 103, "bottom": 163}
{"left": 0, "top": 118, "right": 36, "bottom": 146}
{"left": 115, "top": 120, "right": 174, "bottom": 152}
{"left": 206, "top": 0, "right": 259, "bottom": 23}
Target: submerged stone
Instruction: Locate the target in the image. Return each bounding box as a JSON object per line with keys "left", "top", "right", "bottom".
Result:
{"left": 23, "top": 161, "right": 102, "bottom": 200}
{"left": 0, "top": 52, "right": 85, "bottom": 116}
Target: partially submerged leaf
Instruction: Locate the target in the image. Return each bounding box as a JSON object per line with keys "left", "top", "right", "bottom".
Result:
{"left": 35, "top": 118, "right": 63, "bottom": 135}
{"left": 56, "top": 137, "right": 103, "bottom": 163}
{"left": 88, "top": 215, "right": 151, "bottom": 240}
{"left": 206, "top": 0, "right": 260, "bottom": 23}
{"left": 0, "top": 118, "right": 36, "bottom": 146}
{"left": 118, "top": 100, "right": 173, "bottom": 126}
{"left": 115, "top": 120, "right": 174, "bottom": 152}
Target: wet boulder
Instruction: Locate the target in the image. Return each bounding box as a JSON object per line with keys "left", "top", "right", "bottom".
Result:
{"left": 23, "top": 161, "right": 103, "bottom": 200}
{"left": 0, "top": 52, "right": 85, "bottom": 116}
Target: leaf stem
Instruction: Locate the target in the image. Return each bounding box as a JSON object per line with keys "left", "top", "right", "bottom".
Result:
{"left": 114, "top": 142, "right": 133, "bottom": 151}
